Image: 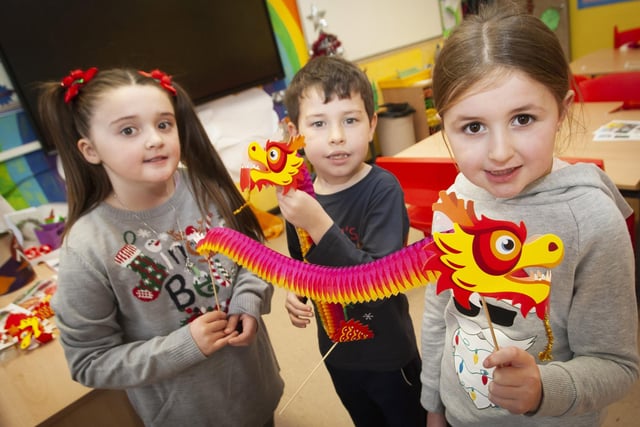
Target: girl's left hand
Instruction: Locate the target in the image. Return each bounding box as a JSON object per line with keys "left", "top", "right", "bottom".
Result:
{"left": 226, "top": 313, "right": 258, "bottom": 346}
{"left": 483, "top": 346, "right": 542, "bottom": 415}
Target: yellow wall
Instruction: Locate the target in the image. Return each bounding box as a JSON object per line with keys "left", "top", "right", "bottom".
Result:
{"left": 570, "top": 0, "right": 640, "bottom": 60}
{"left": 355, "top": 39, "right": 443, "bottom": 104}
{"left": 357, "top": 40, "right": 441, "bottom": 82}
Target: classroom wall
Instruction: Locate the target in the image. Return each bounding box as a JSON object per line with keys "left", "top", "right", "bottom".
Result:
{"left": 5, "top": 0, "right": 637, "bottom": 211}
{"left": 355, "top": 39, "right": 442, "bottom": 108}
{"left": 296, "top": 0, "right": 442, "bottom": 61}
{"left": 360, "top": 1, "right": 640, "bottom": 95}
{"left": 569, "top": 0, "right": 640, "bottom": 60}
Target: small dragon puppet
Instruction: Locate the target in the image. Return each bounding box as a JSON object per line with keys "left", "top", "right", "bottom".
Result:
{"left": 201, "top": 136, "right": 564, "bottom": 360}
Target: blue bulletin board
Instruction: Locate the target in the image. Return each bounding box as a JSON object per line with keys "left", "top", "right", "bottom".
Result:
{"left": 0, "top": 63, "right": 66, "bottom": 210}
{"left": 578, "top": 0, "right": 635, "bottom": 8}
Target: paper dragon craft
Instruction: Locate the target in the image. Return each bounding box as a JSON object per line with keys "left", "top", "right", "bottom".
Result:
{"left": 198, "top": 136, "right": 565, "bottom": 360}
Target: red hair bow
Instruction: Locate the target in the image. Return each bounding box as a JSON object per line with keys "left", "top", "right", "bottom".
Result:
{"left": 60, "top": 67, "right": 98, "bottom": 103}
{"left": 139, "top": 69, "right": 177, "bottom": 96}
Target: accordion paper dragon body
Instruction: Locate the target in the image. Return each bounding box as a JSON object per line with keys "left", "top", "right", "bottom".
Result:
{"left": 197, "top": 136, "right": 565, "bottom": 360}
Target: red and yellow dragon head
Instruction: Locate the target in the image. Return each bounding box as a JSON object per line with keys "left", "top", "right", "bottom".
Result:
{"left": 427, "top": 192, "right": 564, "bottom": 321}
{"left": 240, "top": 135, "right": 307, "bottom": 194}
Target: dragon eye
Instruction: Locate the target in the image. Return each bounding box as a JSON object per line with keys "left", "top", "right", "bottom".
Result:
{"left": 267, "top": 147, "right": 286, "bottom": 172}
{"left": 473, "top": 229, "right": 522, "bottom": 275}
{"left": 494, "top": 234, "right": 517, "bottom": 255}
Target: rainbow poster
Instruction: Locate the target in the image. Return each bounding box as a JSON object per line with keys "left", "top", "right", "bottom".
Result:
{"left": 266, "top": 0, "right": 310, "bottom": 84}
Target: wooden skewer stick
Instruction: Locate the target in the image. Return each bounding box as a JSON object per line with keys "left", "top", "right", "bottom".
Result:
{"left": 233, "top": 190, "right": 251, "bottom": 215}
{"left": 278, "top": 341, "right": 339, "bottom": 416}
{"left": 480, "top": 295, "right": 500, "bottom": 351}
{"left": 206, "top": 257, "right": 221, "bottom": 311}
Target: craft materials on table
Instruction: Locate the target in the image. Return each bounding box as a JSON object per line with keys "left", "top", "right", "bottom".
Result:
{"left": 3, "top": 204, "right": 66, "bottom": 269}
{"left": 592, "top": 120, "right": 640, "bottom": 141}
{"left": 0, "top": 278, "right": 57, "bottom": 352}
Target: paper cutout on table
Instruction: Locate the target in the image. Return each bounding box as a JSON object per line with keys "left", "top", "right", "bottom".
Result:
{"left": 593, "top": 120, "right": 640, "bottom": 141}
{"left": 623, "top": 60, "right": 640, "bottom": 70}
{"left": 0, "top": 278, "right": 57, "bottom": 351}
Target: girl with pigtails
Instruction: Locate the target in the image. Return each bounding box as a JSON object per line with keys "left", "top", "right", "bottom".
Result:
{"left": 40, "top": 67, "right": 283, "bottom": 427}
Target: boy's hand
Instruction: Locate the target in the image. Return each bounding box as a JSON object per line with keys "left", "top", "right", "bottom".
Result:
{"left": 276, "top": 188, "right": 332, "bottom": 243}
{"left": 189, "top": 310, "right": 235, "bottom": 356}
{"left": 226, "top": 313, "right": 258, "bottom": 346}
{"left": 285, "top": 292, "right": 314, "bottom": 328}
{"left": 483, "top": 346, "right": 543, "bottom": 414}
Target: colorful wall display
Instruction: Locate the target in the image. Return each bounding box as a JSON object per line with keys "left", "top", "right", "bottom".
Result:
{"left": 0, "top": 61, "right": 66, "bottom": 210}
{"left": 266, "top": 0, "right": 310, "bottom": 84}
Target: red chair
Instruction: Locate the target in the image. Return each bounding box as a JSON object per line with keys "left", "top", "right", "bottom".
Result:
{"left": 376, "top": 156, "right": 458, "bottom": 236}
{"left": 378, "top": 155, "right": 635, "bottom": 251}
{"left": 614, "top": 25, "right": 640, "bottom": 48}
{"left": 571, "top": 74, "right": 590, "bottom": 102}
{"left": 560, "top": 156, "right": 604, "bottom": 170}
{"left": 578, "top": 72, "right": 640, "bottom": 103}
{"left": 572, "top": 74, "right": 590, "bottom": 88}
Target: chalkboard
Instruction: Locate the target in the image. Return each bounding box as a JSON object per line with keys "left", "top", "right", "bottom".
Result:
{"left": 297, "top": 0, "right": 443, "bottom": 61}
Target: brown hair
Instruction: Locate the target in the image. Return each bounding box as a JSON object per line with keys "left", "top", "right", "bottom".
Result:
{"left": 432, "top": 1, "right": 571, "bottom": 120}
{"left": 284, "top": 56, "right": 375, "bottom": 127}
{"left": 38, "top": 68, "right": 263, "bottom": 240}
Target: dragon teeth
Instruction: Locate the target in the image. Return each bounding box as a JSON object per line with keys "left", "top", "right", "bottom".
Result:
{"left": 531, "top": 270, "right": 552, "bottom": 282}
{"left": 241, "top": 164, "right": 261, "bottom": 170}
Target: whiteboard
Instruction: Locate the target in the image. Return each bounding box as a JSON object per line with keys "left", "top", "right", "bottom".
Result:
{"left": 296, "top": 0, "right": 443, "bottom": 61}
